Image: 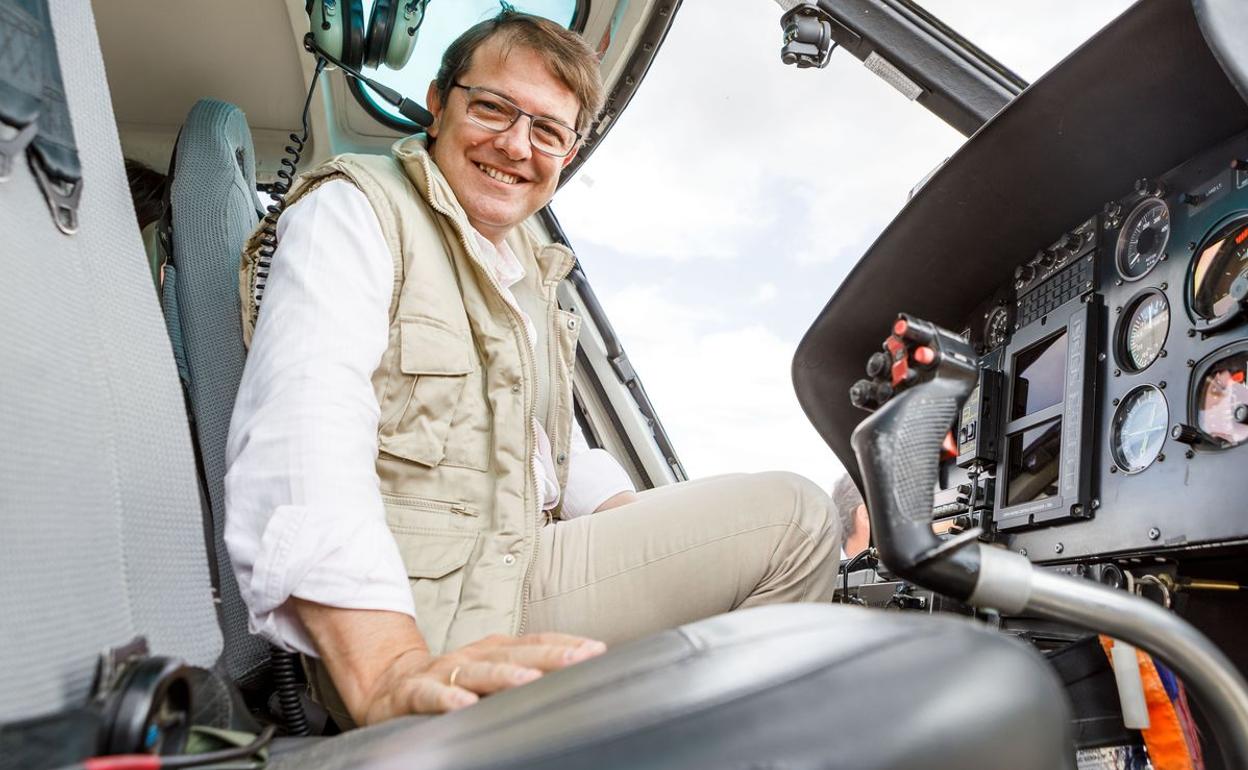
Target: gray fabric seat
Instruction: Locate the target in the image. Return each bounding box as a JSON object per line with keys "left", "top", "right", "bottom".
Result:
{"left": 161, "top": 97, "right": 270, "bottom": 688}
{"left": 0, "top": 0, "right": 222, "bottom": 724}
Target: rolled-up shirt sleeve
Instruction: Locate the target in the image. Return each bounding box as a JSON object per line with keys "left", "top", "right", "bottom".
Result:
{"left": 559, "top": 421, "right": 636, "bottom": 519}
{"left": 224, "top": 180, "right": 413, "bottom": 656}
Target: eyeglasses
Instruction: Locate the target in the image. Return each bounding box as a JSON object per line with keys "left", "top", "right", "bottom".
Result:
{"left": 452, "top": 83, "right": 582, "bottom": 158}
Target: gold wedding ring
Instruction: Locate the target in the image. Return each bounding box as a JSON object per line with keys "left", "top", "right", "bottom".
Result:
{"left": 449, "top": 665, "right": 463, "bottom": 688}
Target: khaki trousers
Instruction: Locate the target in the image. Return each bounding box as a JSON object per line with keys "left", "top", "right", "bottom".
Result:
{"left": 309, "top": 471, "right": 840, "bottom": 727}
{"left": 526, "top": 471, "right": 841, "bottom": 644}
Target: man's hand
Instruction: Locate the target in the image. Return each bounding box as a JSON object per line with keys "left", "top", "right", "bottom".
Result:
{"left": 294, "top": 599, "right": 606, "bottom": 726}
{"left": 360, "top": 632, "right": 606, "bottom": 724}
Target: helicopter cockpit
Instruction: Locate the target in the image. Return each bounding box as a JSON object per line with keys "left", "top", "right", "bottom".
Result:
{"left": 3, "top": 1, "right": 1248, "bottom": 769}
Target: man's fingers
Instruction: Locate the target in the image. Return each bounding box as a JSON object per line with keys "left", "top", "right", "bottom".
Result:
{"left": 399, "top": 675, "right": 479, "bottom": 714}
{"left": 514, "top": 632, "right": 606, "bottom": 650}
{"left": 471, "top": 640, "right": 606, "bottom": 671}
{"left": 452, "top": 661, "right": 543, "bottom": 694}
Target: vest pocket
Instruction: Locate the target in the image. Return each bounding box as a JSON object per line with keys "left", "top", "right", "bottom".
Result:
{"left": 378, "top": 319, "right": 475, "bottom": 468}
{"left": 388, "top": 525, "right": 478, "bottom": 654}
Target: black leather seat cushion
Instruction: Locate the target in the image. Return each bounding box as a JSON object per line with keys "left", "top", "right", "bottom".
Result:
{"left": 270, "top": 604, "right": 1073, "bottom": 770}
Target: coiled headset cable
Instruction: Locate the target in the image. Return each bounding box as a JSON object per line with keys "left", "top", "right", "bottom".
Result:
{"left": 252, "top": 58, "right": 326, "bottom": 310}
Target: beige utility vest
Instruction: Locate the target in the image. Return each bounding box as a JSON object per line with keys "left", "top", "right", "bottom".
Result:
{"left": 240, "top": 136, "right": 580, "bottom": 654}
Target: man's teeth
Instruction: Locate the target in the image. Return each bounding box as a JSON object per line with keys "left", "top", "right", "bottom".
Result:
{"left": 477, "top": 163, "right": 519, "bottom": 185}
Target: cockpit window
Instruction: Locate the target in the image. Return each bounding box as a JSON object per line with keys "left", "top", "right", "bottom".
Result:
{"left": 354, "top": 0, "right": 585, "bottom": 130}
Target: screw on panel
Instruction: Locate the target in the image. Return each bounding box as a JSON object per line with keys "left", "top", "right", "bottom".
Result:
{"left": 1148, "top": 527, "right": 1161, "bottom": 540}
{"left": 1159, "top": 381, "right": 1167, "bottom": 389}
{"left": 1161, "top": 252, "right": 1169, "bottom": 262}
{"left": 1115, "top": 279, "right": 1124, "bottom": 287}
{"left": 1114, "top": 368, "right": 1121, "bottom": 377}
{"left": 1160, "top": 282, "right": 1168, "bottom": 291}
{"left": 1187, "top": 359, "right": 1196, "bottom": 367}
{"left": 1072, "top": 504, "right": 1084, "bottom": 516}
{"left": 1112, "top": 397, "right": 1121, "bottom": 406}
{"left": 1099, "top": 352, "right": 1107, "bottom": 362}
{"left": 1188, "top": 241, "right": 1197, "bottom": 251}
{"left": 1159, "top": 349, "right": 1168, "bottom": 358}
{"left": 1115, "top": 306, "right": 1123, "bottom": 314}
{"left": 1091, "top": 498, "right": 1101, "bottom": 510}
{"left": 1019, "top": 548, "right": 1028, "bottom": 557}
{"left": 1055, "top": 543, "right": 1065, "bottom": 554}
{"left": 1188, "top": 329, "right": 1197, "bottom": 337}
{"left": 1157, "top": 453, "right": 1166, "bottom": 462}
{"left": 1185, "top": 450, "right": 1195, "bottom": 459}
{"left": 1110, "top": 465, "right": 1119, "bottom": 473}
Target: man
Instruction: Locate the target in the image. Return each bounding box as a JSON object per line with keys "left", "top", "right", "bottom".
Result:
{"left": 225, "top": 11, "right": 840, "bottom": 730}
{"left": 832, "top": 474, "right": 872, "bottom": 558}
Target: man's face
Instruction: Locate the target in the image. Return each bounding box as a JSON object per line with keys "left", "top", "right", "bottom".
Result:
{"left": 426, "top": 37, "right": 581, "bottom": 245}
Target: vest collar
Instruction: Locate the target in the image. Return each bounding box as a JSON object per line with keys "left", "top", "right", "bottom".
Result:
{"left": 392, "top": 135, "right": 577, "bottom": 287}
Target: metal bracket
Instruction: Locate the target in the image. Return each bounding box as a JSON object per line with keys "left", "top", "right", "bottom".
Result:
{"left": 29, "top": 152, "right": 81, "bottom": 235}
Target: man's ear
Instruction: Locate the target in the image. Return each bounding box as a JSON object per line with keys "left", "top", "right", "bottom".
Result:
{"left": 561, "top": 143, "right": 580, "bottom": 169}
{"left": 426, "top": 81, "right": 442, "bottom": 137}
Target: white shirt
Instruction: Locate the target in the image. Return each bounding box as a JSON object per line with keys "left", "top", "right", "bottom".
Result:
{"left": 224, "top": 180, "right": 633, "bottom": 655}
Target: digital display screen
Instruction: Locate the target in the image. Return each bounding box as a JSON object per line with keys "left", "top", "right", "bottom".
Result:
{"left": 1005, "top": 419, "right": 1063, "bottom": 507}
{"left": 1011, "top": 330, "right": 1068, "bottom": 420}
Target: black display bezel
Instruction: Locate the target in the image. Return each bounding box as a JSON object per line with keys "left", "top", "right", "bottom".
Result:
{"left": 1114, "top": 288, "right": 1170, "bottom": 373}
{"left": 994, "top": 297, "right": 1099, "bottom": 530}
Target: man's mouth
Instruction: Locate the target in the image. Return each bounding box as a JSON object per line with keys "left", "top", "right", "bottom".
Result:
{"left": 475, "top": 162, "right": 521, "bottom": 185}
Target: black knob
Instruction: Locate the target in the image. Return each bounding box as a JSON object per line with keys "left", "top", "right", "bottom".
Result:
{"left": 1171, "top": 423, "right": 1204, "bottom": 445}
{"left": 1062, "top": 232, "right": 1082, "bottom": 253}
{"left": 1135, "top": 178, "right": 1164, "bottom": 198}
{"left": 1014, "top": 263, "right": 1035, "bottom": 287}
{"left": 1235, "top": 404, "right": 1248, "bottom": 425}
{"left": 1038, "top": 249, "right": 1056, "bottom": 269}
{"left": 866, "top": 351, "right": 891, "bottom": 379}
{"left": 1103, "top": 201, "right": 1123, "bottom": 218}
{"left": 850, "top": 380, "right": 875, "bottom": 410}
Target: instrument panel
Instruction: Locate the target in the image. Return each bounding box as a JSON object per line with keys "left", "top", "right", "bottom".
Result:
{"left": 955, "top": 129, "right": 1248, "bottom": 562}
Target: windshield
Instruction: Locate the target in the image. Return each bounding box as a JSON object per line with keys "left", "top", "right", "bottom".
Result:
{"left": 554, "top": 0, "right": 1134, "bottom": 484}
{"left": 356, "top": 0, "right": 582, "bottom": 127}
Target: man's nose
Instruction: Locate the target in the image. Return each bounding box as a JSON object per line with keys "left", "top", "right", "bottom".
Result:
{"left": 493, "top": 116, "right": 533, "bottom": 161}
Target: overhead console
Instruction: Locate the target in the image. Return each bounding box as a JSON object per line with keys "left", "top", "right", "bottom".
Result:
{"left": 794, "top": 0, "right": 1248, "bottom": 565}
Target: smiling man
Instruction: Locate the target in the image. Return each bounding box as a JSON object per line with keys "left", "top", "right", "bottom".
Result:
{"left": 226, "top": 11, "right": 841, "bottom": 730}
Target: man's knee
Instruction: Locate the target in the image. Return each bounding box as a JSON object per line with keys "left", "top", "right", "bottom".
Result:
{"left": 749, "top": 471, "right": 839, "bottom": 545}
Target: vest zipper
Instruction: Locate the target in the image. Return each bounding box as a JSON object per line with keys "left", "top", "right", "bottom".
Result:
{"left": 419, "top": 166, "right": 543, "bottom": 637}
{"left": 380, "top": 493, "right": 478, "bottom": 517}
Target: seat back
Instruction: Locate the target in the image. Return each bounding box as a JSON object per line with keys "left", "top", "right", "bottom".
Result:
{"left": 161, "top": 98, "right": 270, "bottom": 687}
{"left": 0, "top": 0, "right": 222, "bottom": 723}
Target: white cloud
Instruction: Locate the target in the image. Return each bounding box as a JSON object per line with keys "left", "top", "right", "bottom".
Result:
{"left": 751, "top": 282, "right": 779, "bottom": 305}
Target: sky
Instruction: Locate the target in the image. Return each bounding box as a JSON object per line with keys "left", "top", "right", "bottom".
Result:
{"left": 552, "top": 0, "right": 1135, "bottom": 487}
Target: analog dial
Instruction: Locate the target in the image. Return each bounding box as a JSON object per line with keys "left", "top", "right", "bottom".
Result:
{"left": 1116, "top": 198, "right": 1170, "bottom": 281}
{"left": 984, "top": 305, "right": 1011, "bottom": 350}
{"left": 1196, "top": 350, "right": 1248, "bottom": 448}
{"left": 1190, "top": 217, "right": 1248, "bottom": 324}
{"left": 1111, "top": 385, "right": 1168, "bottom": 473}
{"left": 1119, "top": 291, "right": 1169, "bottom": 372}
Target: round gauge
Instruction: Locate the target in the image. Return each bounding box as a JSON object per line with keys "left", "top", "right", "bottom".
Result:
{"left": 983, "top": 305, "right": 1011, "bottom": 349}
{"left": 1116, "top": 198, "right": 1170, "bottom": 281}
{"left": 1195, "top": 349, "right": 1248, "bottom": 448}
{"left": 1116, "top": 290, "right": 1169, "bottom": 372}
{"left": 1189, "top": 216, "right": 1248, "bottom": 325}
{"left": 1111, "top": 385, "right": 1169, "bottom": 473}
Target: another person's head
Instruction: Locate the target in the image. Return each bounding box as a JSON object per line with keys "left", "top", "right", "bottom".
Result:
{"left": 425, "top": 11, "right": 603, "bottom": 246}
{"left": 831, "top": 474, "right": 871, "bottom": 558}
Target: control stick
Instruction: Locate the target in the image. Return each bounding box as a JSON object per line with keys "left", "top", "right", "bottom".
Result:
{"left": 850, "top": 313, "right": 1248, "bottom": 766}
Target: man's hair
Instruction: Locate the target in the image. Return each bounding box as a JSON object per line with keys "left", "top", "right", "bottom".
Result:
{"left": 434, "top": 10, "right": 604, "bottom": 136}
{"left": 831, "top": 474, "right": 864, "bottom": 540}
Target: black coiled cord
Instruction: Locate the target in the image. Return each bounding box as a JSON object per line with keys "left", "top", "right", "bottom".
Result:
{"left": 272, "top": 647, "right": 311, "bottom": 736}
{"left": 253, "top": 58, "right": 326, "bottom": 310}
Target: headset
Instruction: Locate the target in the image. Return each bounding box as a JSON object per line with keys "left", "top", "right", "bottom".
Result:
{"left": 306, "top": 0, "right": 428, "bottom": 71}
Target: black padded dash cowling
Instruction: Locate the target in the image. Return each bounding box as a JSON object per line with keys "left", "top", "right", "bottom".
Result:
{"left": 269, "top": 604, "right": 1074, "bottom": 770}
{"left": 0, "top": 0, "right": 221, "bottom": 723}
{"left": 163, "top": 98, "right": 269, "bottom": 687}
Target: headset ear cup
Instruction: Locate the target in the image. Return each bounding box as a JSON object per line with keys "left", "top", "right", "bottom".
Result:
{"left": 382, "top": 1, "right": 423, "bottom": 70}
{"left": 307, "top": 0, "right": 366, "bottom": 68}
{"left": 363, "top": 0, "right": 396, "bottom": 70}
